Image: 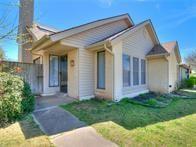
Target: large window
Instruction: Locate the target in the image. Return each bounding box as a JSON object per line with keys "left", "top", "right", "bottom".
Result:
{"left": 133, "top": 57, "right": 139, "bottom": 85}
{"left": 49, "top": 55, "right": 59, "bottom": 87}
{"left": 123, "top": 54, "right": 131, "bottom": 87}
{"left": 141, "top": 59, "right": 146, "bottom": 84}
{"left": 97, "top": 51, "right": 105, "bottom": 89}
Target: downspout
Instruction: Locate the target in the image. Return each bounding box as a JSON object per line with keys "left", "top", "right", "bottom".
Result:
{"left": 104, "top": 43, "right": 115, "bottom": 101}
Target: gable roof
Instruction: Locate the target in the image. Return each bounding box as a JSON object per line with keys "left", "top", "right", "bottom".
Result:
{"left": 147, "top": 41, "right": 182, "bottom": 63}
{"left": 31, "top": 13, "right": 134, "bottom": 50}
{"left": 162, "top": 41, "right": 177, "bottom": 53}
{"left": 49, "top": 13, "right": 134, "bottom": 41}
{"left": 146, "top": 44, "right": 169, "bottom": 56}
{"left": 86, "top": 19, "right": 159, "bottom": 49}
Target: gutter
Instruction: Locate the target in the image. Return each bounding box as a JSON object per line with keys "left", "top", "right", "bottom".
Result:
{"left": 103, "top": 43, "right": 115, "bottom": 101}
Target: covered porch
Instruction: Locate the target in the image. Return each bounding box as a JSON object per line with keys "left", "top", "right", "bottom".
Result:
{"left": 31, "top": 39, "right": 80, "bottom": 99}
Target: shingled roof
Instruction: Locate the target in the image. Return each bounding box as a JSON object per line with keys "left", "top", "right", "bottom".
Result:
{"left": 147, "top": 41, "right": 177, "bottom": 56}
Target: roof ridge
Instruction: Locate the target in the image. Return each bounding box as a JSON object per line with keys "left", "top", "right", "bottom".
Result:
{"left": 50, "top": 13, "right": 133, "bottom": 36}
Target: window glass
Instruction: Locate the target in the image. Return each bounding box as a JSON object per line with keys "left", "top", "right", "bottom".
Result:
{"left": 133, "top": 57, "right": 139, "bottom": 85}
{"left": 49, "top": 55, "right": 59, "bottom": 86}
{"left": 141, "top": 59, "right": 146, "bottom": 84}
{"left": 97, "top": 51, "right": 105, "bottom": 89}
{"left": 123, "top": 54, "right": 131, "bottom": 87}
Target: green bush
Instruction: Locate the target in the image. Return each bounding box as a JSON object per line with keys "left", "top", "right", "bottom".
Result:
{"left": 21, "top": 82, "right": 35, "bottom": 113}
{"left": 180, "top": 76, "right": 196, "bottom": 88}
{"left": 0, "top": 72, "right": 35, "bottom": 126}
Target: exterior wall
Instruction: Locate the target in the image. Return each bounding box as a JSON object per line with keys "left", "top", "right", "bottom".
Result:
{"left": 147, "top": 57, "right": 169, "bottom": 93}
{"left": 112, "top": 42, "right": 123, "bottom": 101}
{"left": 120, "top": 27, "right": 154, "bottom": 99}
{"left": 168, "top": 48, "right": 178, "bottom": 92}
{"left": 61, "top": 19, "right": 129, "bottom": 99}
{"left": 179, "top": 67, "right": 189, "bottom": 80}
{"left": 94, "top": 50, "right": 114, "bottom": 100}
{"left": 68, "top": 49, "right": 79, "bottom": 98}
{"left": 78, "top": 48, "right": 95, "bottom": 100}
{"left": 62, "top": 20, "right": 129, "bottom": 47}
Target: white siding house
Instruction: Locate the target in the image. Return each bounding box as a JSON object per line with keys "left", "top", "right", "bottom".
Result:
{"left": 18, "top": 12, "right": 183, "bottom": 101}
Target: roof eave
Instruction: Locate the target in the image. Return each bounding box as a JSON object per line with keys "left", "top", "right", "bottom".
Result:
{"left": 30, "top": 35, "right": 51, "bottom": 51}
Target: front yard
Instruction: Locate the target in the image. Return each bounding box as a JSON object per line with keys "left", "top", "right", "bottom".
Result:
{"left": 62, "top": 89, "right": 196, "bottom": 147}
{"left": 0, "top": 115, "right": 52, "bottom": 147}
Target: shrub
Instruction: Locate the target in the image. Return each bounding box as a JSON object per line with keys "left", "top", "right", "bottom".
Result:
{"left": 0, "top": 72, "right": 34, "bottom": 126}
{"left": 180, "top": 76, "right": 196, "bottom": 88}
{"left": 21, "top": 82, "right": 35, "bottom": 113}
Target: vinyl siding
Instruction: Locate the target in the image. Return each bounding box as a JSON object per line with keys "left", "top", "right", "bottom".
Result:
{"left": 62, "top": 20, "right": 129, "bottom": 47}
{"left": 122, "top": 27, "right": 154, "bottom": 96}
{"left": 148, "top": 57, "right": 169, "bottom": 93}
{"left": 62, "top": 19, "right": 129, "bottom": 98}
{"left": 168, "top": 48, "right": 178, "bottom": 92}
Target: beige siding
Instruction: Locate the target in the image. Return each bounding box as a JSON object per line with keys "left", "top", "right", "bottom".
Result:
{"left": 78, "top": 48, "right": 95, "bottom": 99}
{"left": 62, "top": 20, "right": 129, "bottom": 47}
{"left": 148, "top": 57, "right": 169, "bottom": 93}
{"left": 62, "top": 19, "right": 129, "bottom": 99}
{"left": 94, "top": 50, "right": 114, "bottom": 100}
{"left": 168, "top": 48, "right": 178, "bottom": 92}
{"left": 68, "top": 49, "right": 79, "bottom": 98}
{"left": 122, "top": 27, "right": 154, "bottom": 97}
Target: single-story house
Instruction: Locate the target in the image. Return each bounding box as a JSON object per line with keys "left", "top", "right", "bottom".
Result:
{"left": 179, "top": 64, "right": 191, "bottom": 80}
{"left": 17, "top": 1, "right": 183, "bottom": 101}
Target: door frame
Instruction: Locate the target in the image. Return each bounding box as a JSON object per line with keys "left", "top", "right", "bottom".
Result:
{"left": 60, "top": 55, "right": 68, "bottom": 93}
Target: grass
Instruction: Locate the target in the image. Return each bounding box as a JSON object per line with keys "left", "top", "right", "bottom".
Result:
{"left": 173, "top": 88, "right": 196, "bottom": 98}
{"left": 0, "top": 115, "right": 52, "bottom": 147}
{"left": 62, "top": 90, "right": 196, "bottom": 147}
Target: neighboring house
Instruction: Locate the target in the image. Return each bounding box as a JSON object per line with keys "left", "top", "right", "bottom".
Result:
{"left": 17, "top": 0, "right": 182, "bottom": 101}
{"left": 179, "top": 64, "right": 191, "bottom": 80}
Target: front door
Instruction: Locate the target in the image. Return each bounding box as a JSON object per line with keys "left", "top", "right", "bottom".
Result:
{"left": 60, "top": 56, "right": 68, "bottom": 93}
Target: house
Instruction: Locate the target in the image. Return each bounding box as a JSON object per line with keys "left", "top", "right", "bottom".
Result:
{"left": 179, "top": 64, "right": 191, "bottom": 80}
{"left": 17, "top": 0, "right": 182, "bottom": 101}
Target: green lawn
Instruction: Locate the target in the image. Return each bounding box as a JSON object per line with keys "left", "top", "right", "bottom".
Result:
{"left": 62, "top": 90, "right": 196, "bottom": 147}
{"left": 0, "top": 115, "right": 52, "bottom": 147}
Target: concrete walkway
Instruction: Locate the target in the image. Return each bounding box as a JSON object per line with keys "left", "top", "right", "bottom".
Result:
{"left": 33, "top": 107, "right": 86, "bottom": 135}
{"left": 51, "top": 126, "right": 118, "bottom": 147}
{"left": 35, "top": 94, "right": 76, "bottom": 111}
{"left": 33, "top": 106, "right": 118, "bottom": 147}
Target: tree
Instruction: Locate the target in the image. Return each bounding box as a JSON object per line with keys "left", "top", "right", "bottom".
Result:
{"left": 185, "top": 50, "right": 196, "bottom": 71}
{"left": 0, "top": 1, "right": 19, "bottom": 41}
{"left": 0, "top": 47, "right": 5, "bottom": 60}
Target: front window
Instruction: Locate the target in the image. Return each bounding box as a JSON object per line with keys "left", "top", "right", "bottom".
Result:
{"left": 123, "top": 54, "right": 131, "bottom": 87}
{"left": 49, "top": 55, "right": 59, "bottom": 87}
{"left": 141, "top": 59, "right": 146, "bottom": 84}
{"left": 133, "top": 57, "right": 139, "bottom": 85}
{"left": 97, "top": 51, "right": 105, "bottom": 89}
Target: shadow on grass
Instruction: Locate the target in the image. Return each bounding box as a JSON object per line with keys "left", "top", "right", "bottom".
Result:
{"left": 61, "top": 92, "right": 196, "bottom": 131}
{"left": 19, "top": 115, "right": 45, "bottom": 139}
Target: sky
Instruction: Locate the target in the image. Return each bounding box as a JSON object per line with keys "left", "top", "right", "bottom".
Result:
{"left": 0, "top": 0, "right": 196, "bottom": 61}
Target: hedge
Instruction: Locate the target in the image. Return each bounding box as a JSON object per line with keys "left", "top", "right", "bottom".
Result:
{"left": 0, "top": 72, "right": 35, "bottom": 126}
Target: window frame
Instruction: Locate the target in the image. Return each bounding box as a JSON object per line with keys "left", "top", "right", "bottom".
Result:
{"left": 49, "top": 54, "right": 59, "bottom": 87}
{"left": 133, "top": 57, "right": 139, "bottom": 86}
{"left": 97, "top": 51, "right": 105, "bottom": 89}
{"left": 123, "top": 54, "right": 131, "bottom": 87}
{"left": 141, "top": 59, "right": 146, "bottom": 85}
